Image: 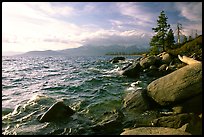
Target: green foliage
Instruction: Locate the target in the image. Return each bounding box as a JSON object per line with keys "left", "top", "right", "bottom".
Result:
{"left": 149, "top": 45, "right": 160, "bottom": 55}
{"left": 149, "top": 10, "right": 171, "bottom": 54}
{"left": 164, "top": 28, "right": 175, "bottom": 49}
{"left": 167, "top": 35, "right": 202, "bottom": 60}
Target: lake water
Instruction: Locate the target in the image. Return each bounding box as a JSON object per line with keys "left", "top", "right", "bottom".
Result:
{"left": 2, "top": 55, "right": 152, "bottom": 135}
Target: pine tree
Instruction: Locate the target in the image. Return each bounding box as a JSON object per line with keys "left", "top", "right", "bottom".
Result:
{"left": 150, "top": 35, "right": 160, "bottom": 55}
{"left": 164, "top": 28, "right": 175, "bottom": 49}
{"left": 150, "top": 10, "right": 170, "bottom": 54}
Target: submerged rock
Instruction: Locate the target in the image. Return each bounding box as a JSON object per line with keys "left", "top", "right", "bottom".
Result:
{"left": 147, "top": 62, "right": 202, "bottom": 106}
{"left": 91, "top": 109, "right": 124, "bottom": 134}
{"left": 120, "top": 127, "right": 191, "bottom": 135}
{"left": 109, "top": 56, "right": 125, "bottom": 63}
{"left": 39, "top": 101, "right": 75, "bottom": 122}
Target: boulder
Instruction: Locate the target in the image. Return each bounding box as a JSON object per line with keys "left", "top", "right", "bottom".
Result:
{"left": 147, "top": 62, "right": 202, "bottom": 106}
{"left": 121, "top": 62, "right": 142, "bottom": 78}
{"left": 158, "top": 64, "right": 168, "bottom": 71}
{"left": 178, "top": 114, "right": 202, "bottom": 135}
{"left": 172, "top": 93, "right": 202, "bottom": 114}
{"left": 110, "top": 56, "right": 125, "bottom": 63}
{"left": 39, "top": 101, "right": 75, "bottom": 122}
{"left": 123, "top": 89, "right": 151, "bottom": 112}
{"left": 158, "top": 52, "right": 172, "bottom": 64}
{"left": 123, "top": 89, "right": 161, "bottom": 114}
{"left": 151, "top": 113, "right": 194, "bottom": 129}
{"left": 91, "top": 109, "right": 124, "bottom": 134}
{"left": 139, "top": 56, "right": 157, "bottom": 69}
{"left": 120, "top": 127, "right": 191, "bottom": 135}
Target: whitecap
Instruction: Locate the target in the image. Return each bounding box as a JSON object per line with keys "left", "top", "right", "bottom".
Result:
{"left": 104, "top": 67, "right": 121, "bottom": 74}
{"left": 130, "top": 81, "right": 142, "bottom": 87}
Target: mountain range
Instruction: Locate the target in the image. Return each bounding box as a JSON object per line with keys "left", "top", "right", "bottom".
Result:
{"left": 14, "top": 44, "right": 149, "bottom": 57}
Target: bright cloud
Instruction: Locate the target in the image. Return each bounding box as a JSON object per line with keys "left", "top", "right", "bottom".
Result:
{"left": 2, "top": 2, "right": 202, "bottom": 53}
{"left": 2, "top": 2, "right": 86, "bottom": 52}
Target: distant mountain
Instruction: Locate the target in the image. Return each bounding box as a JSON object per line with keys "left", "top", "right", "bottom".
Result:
{"left": 59, "top": 44, "right": 149, "bottom": 56}
{"left": 17, "top": 45, "right": 149, "bottom": 57}
{"left": 16, "top": 50, "right": 65, "bottom": 57}
{"left": 2, "top": 51, "right": 23, "bottom": 56}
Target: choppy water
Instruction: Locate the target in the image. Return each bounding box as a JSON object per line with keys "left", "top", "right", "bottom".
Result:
{"left": 2, "top": 55, "right": 150, "bottom": 135}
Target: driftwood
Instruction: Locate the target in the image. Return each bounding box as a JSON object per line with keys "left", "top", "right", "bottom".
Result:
{"left": 178, "top": 55, "right": 201, "bottom": 65}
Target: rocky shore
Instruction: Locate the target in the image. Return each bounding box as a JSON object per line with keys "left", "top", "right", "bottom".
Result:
{"left": 36, "top": 52, "right": 202, "bottom": 135}
{"left": 2, "top": 36, "right": 202, "bottom": 135}
{"left": 109, "top": 51, "right": 202, "bottom": 135}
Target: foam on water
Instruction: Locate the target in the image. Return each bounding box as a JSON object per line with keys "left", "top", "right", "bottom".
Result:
{"left": 2, "top": 56, "right": 143, "bottom": 135}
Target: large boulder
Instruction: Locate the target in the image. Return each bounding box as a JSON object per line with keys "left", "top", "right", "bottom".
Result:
{"left": 123, "top": 89, "right": 151, "bottom": 112}
{"left": 39, "top": 101, "right": 75, "bottom": 122}
{"left": 139, "top": 56, "right": 157, "bottom": 69}
{"left": 147, "top": 62, "right": 202, "bottom": 106}
{"left": 121, "top": 62, "right": 142, "bottom": 78}
{"left": 120, "top": 127, "right": 191, "bottom": 135}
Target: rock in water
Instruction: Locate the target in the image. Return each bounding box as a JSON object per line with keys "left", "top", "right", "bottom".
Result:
{"left": 39, "top": 101, "right": 75, "bottom": 122}
{"left": 110, "top": 56, "right": 125, "bottom": 63}
{"left": 121, "top": 62, "right": 142, "bottom": 78}
{"left": 91, "top": 109, "right": 124, "bottom": 134}
{"left": 147, "top": 62, "right": 202, "bottom": 106}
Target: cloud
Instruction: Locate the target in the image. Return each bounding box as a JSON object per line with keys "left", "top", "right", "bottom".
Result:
{"left": 83, "top": 3, "right": 97, "bottom": 13}
{"left": 3, "top": 2, "right": 152, "bottom": 52}
{"left": 174, "top": 2, "right": 202, "bottom": 22}
{"left": 173, "top": 2, "right": 202, "bottom": 36}
{"left": 2, "top": 2, "right": 84, "bottom": 52}
{"left": 3, "top": 2, "right": 202, "bottom": 53}
{"left": 109, "top": 19, "right": 123, "bottom": 26}
{"left": 26, "top": 2, "right": 77, "bottom": 17}
{"left": 83, "top": 29, "right": 151, "bottom": 47}
{"left": 116, "top": 2, "right": 155, "bottom": 27}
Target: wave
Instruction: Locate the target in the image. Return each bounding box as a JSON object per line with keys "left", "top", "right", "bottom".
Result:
{"left": 42, "top": 86, "right": 66, "bottom": 91}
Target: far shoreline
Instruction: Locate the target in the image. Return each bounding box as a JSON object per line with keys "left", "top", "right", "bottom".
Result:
{"left": 105, "top": 54, "right": 146, "bottom": 57}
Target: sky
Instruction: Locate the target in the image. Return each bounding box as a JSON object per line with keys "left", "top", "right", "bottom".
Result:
{"left": 2, "top": 2, "right": 202, "bottom": 53}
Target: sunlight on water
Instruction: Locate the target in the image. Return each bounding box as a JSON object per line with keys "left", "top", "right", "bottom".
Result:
{"left": 2, "top": 55, "right": 143, "bottom": 135}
